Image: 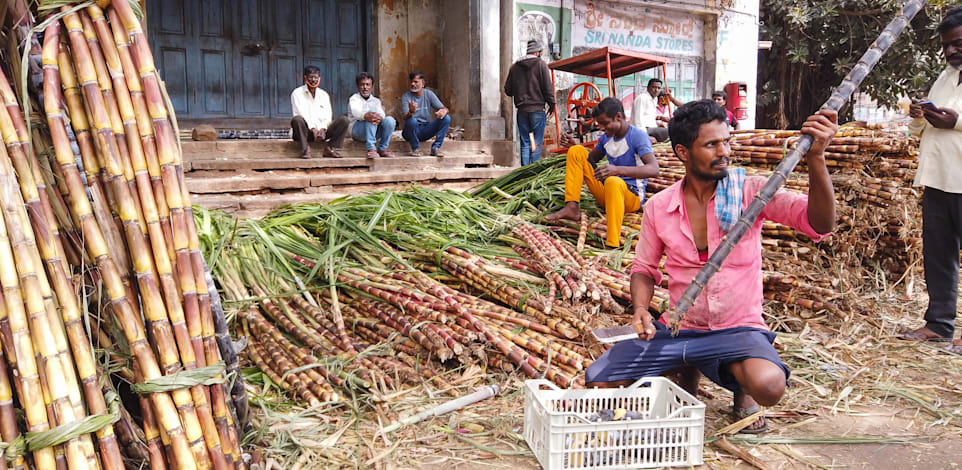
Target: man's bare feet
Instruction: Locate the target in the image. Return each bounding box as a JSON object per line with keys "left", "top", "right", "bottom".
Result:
{"left": 545, "top": 201, "right": 581, "bottom": 222}
{"left": 323, "top": 147, "right": 342, "bottom": 158}
{"left": 299, "top": 149, "right": 312, "bottom": 159}
{"left": 733, "top": 392, "right": 767, "bottom": 433}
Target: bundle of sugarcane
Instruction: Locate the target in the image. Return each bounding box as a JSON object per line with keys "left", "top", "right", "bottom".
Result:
{"left": 205, "top": 208, "right": 598, "bottom": 391}
{"left": 0, "top": 2, "right": 251, "bottom": 469}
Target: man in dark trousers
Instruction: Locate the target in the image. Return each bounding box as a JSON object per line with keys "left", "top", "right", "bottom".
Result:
{"left": 899, "top": 7, "right": 962, "bottom": 353}
{"left": 505, "top": 39, "right": 556, "bottom": 166}
{"left": 290, "top": 65, "right": 349, "bottom": 159}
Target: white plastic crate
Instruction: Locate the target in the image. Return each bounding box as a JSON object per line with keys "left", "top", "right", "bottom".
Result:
{"left": 524, "top": 377, "right": 705, "bottom": 469}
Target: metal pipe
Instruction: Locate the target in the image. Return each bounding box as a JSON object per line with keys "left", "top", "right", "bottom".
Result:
{"left": 382, "top": 384, "right": 501, "bottom": 434}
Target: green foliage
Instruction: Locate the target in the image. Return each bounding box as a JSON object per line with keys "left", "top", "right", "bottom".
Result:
{"left": 758, "top": 0, "right": 954, "bottom": 128}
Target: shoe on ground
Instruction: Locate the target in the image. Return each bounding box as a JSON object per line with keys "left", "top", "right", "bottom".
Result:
{"left": 431, "top": 147, "right": 444, "bottom": 157}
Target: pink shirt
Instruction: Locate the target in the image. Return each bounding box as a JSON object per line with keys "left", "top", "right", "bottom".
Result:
{"left": 630, "top": 176, "right": 829, "bottom": 331}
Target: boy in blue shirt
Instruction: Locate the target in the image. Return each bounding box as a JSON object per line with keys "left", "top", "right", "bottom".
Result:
{"left": 401, "top": 71, "right": 451, "bottom": 157}
{"left": 546, "top": 97, "right": 660, "bottom": 247}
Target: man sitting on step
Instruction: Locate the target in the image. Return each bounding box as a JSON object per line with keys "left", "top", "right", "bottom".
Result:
{"left": 400, "top": 71, "right": 450, "bottom": 157}
{"left": 291, "top": 65, "right": 350, "bottom": 159}
{"left": 545, "top": 97, "right": 659, "bottom": 248}
{"left": 348, "top": 72, "right": 396, "bottom": 159}
{"left": 585, "top": 100, "right": 838, "bottom": 434}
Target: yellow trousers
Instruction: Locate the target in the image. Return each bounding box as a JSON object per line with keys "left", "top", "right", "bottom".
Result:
{"left": 564, "top": 145, "right": 641, "bottom": 247}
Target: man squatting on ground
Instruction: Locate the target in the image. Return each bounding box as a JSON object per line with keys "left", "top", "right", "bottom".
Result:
{"left": 291, "top": 65, "right": 350, "bottom": 159}
{"left": 504, "top": 39, "right": 556, "bottom": 166}
{"left": 348, "top": 72, "right": 396, "bottom": 159}
{"left": 585, "top": 100, "right": 838, "bottom": 433}
{"left": 401, "top": 71, "right": 450, "bottom": 157}
{"left": 545, "top": 97, "right": 659, "bottom": 248}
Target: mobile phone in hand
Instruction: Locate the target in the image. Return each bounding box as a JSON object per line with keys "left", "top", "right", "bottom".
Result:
{"left": 918, "top": 100, "right": 938, "bottom": 109}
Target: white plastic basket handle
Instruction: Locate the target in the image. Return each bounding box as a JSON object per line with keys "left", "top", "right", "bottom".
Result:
{"left": 525, "top": 379, "right": 560, "bottom": 392}
{"left": 626, "top": 378, "right": 656, "bottom": 389}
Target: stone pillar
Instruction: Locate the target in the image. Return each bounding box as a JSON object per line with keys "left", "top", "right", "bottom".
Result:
{"left": 441, "top": 0, "right": 505, "bottom": 141}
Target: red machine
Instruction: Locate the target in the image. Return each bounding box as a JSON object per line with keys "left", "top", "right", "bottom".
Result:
{"left": 547, "top": 47, "right": 671, "bottom": 153}
{"left": 723, "top": 82, "right": 749, "bottom": 121}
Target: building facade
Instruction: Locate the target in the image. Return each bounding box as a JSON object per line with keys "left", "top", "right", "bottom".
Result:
{"left": 145, "top": 0, "right": 760, "bottom": 138}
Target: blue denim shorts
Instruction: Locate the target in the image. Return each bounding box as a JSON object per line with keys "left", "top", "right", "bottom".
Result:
{"left": 585, "top": 323, "right": 790, "bottom": 393}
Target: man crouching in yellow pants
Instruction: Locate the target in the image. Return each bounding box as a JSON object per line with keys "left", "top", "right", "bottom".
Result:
{"left": 546, "top": 97, "right": 660, "bottom": 247}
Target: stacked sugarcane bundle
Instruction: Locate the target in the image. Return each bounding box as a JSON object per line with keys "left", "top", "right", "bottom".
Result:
{"left": 203, "top": 219, "right": 595, "bottom": 391}
{"left": 0, "top": 2, "right": 253, "bottom": 469}
{"left": 194, "top": 186, "right": 687, "bottom": 393}
{"left": 470, "top": 124, "right": 922, "bottom": 319}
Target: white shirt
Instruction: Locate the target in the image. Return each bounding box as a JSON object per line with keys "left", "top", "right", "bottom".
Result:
{"left": 910, "top": 67, "right": 962, "bottom": 193}
{"left": 631, "top": 92, "right": 658, "bottom": 129}
{"left": 291, "top": 85, "right": 333, "bottom": 130}
{"left": 347, "top": 93, "right": 386, "bottom": 131}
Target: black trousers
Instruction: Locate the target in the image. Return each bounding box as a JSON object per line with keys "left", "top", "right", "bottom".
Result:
{"left": 922, "top": 186, "right": 962, "bottom": 338}
{"left": 291, "top": 115, "right": 349, "bottom": 153}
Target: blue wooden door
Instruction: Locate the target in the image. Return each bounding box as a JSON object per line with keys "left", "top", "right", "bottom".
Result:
{"left": 148, "top": 0, "right": 369, "bottom": 122}
{"left": 303, "top": 0, "right": 366, "bottom": 117}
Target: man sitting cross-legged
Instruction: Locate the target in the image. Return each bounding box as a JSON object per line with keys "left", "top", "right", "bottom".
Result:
{"left": 545, "top": 97, "right": 659, "bottom": 248}
{"left": 585, "top": 100, "right": 838, "bottom": 433}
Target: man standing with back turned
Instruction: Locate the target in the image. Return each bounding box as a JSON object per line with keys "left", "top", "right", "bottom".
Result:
{"left": 899, "top": 7, "right": 962, "bottom": 353}
{"left": 505, "top": 39, "right": 556, "bottom": 165}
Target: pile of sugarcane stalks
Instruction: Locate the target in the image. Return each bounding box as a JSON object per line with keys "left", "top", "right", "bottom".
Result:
{"left": 552, "top": 126, "right": 922, "bottom": 285}
{"left": 211, "top": 232, "right": 593, "bottom": 391}
{"left": 0, "top": 2, "right": 254, "bottom": 470}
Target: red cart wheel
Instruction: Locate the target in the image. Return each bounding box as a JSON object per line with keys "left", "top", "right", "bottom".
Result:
{"left": 567, "top": 82, "right": 603, "bottom": 132}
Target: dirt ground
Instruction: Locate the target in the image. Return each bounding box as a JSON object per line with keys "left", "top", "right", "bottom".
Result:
{"left": 251, "top": 294, "right": 962, "bottom": 470}
{"left": 399, "top": 403, "right": 962, "bottom": 470}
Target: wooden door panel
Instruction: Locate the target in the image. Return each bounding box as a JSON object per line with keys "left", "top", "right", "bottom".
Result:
{"left": 158, "top": 47, "right": 189, "bottom": 115}
{"left": 200, "top": 50, "right": 229, "bottom": 115}
{"left": 269, "top": 0, "right": 303, "bottom": 118}
{"left": 239, "top": 54, "right": 267, "bottom": 115}
{"left": 273, "top": 55, "right": 300, "bottom": 116}
{"left": 304, "top": 0, "right": 328, "bottom": 49}
{"left": 335, "top": 58, "right": 359, "bottom": 113}
{"left": 198, "top": 0, "right": 231, "bottom": 117}
{"left": 150, "top": 0, "right": 369, "bottom": 123}
{"left": 336, "top": 1, "right": 359, "bottom": 47}
{"left": 157, "top": 0, "right": 187, "bottom": 34}
{"left": 233, "top": 0, "right": 269, "bottom": 117}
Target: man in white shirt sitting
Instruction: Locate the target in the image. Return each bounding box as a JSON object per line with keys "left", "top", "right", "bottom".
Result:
{"left": 630, "top": 78, "right": 669, "bottom": 143}
{"left": 348, "top": 72, "right": 396, "bottom": 159}
{"left": 291, "top": 65, "right": 350, "bottom": 159}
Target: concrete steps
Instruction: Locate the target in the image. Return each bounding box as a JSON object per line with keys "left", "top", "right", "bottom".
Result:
{"left": 183, "top": 138, "right": 515, "bottom": 218}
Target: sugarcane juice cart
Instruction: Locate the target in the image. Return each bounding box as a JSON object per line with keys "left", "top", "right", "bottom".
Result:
{"left": 548, "top": 46, "right": 670, "bottom": 153}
